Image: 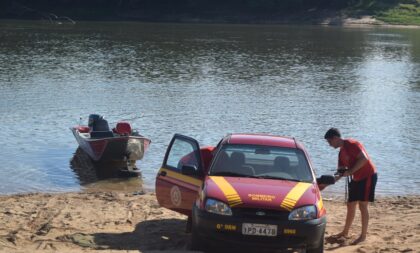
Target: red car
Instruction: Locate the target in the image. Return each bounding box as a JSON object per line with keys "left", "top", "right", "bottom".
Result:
{"left": 156, "top": 134, "right": 335, "bottom": 252}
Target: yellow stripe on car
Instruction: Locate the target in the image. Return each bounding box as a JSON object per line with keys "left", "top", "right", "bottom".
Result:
{"left": 158, "top": 168, "right": 202, "bottom": 187}
{"left": 210, "top": 176, "right": 243, "bottom": 207}
{"left": 317, "top": 197, "right": 324, "bottom": 210}
{"left": 280, "top": 182, "right": 312, "bottom": 211}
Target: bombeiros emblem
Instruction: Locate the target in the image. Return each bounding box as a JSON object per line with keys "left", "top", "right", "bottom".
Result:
{"left": 170, "top": 185, "right": 182, "bottom": 207}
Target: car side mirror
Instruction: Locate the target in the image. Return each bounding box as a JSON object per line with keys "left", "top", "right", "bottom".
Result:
{"left": 182, "top": 165, "right": 198, "bottom": 176}
{"left": 317, "top": 175, "right": 335, "bottom": 185}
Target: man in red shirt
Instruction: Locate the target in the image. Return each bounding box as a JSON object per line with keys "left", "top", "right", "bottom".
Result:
{"left": 324, "top": 128, "right": 377, "bottom": 244}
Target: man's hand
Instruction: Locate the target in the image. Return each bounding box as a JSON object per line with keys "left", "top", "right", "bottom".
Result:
{"left": 334, "top": 174, "right": 342, "bottom": 182}
{"left": 343, "top": 170, "right": 352, "bottom": 177}
{"left": 334, "top": 166, "right": 347, "bottom": 180}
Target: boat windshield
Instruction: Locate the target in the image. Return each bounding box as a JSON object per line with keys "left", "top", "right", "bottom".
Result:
{"left": 209, "top": 144, "right": 313, "bottom": 182}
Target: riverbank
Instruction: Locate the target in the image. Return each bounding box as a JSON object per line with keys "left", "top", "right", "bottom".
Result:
{"left": 0, "top": 191, "right": 418, "bottom": 252}
{"left": 2, "top": 0, "right": 420, "bottom": 26}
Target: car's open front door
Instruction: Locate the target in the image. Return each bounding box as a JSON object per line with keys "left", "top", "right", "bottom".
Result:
{"left": 155, "top": 134, "right": 204, "bottom": 216}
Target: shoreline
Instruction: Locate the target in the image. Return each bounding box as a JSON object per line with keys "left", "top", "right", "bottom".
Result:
{"left": 0, "top": 187, "right": 416, "bottom": 200}
{"left": 1, "top": 191, "right": 419, "bottom": 252}
{"left": 1, "top": 15, "right": 419, "bottom": 29}
{"left": 0, "top": 182, "right": 416, "bottom": 200}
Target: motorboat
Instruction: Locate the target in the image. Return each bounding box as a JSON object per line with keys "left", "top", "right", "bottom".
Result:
{"left": 71, "top": 114, "right": 151, "bottom": 174}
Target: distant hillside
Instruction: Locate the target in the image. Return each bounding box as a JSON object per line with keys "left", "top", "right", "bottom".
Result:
{"left": 1, "top": 0, "right": 419, "bottom": 25}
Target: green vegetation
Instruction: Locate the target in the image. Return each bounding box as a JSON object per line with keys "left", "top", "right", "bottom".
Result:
{"left": 376, "top": 2, "right": 420, "bottom": 25}
{"left": 2, "top": 0, "right": 420, "bottom": 25}
{"left": 347, "top": 0, "right": 420, "bottom": 25}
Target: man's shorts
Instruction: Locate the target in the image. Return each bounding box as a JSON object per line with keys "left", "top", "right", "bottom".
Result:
{"left": 348, "top": 173, "right": 378, "bottom": 202}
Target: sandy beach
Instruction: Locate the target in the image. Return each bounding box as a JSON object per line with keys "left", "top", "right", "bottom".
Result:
{"left": 0, "top": 191, "right": 418, "bottom": 253}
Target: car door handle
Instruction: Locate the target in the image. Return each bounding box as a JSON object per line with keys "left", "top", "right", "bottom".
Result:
{"left": 159, "top": 171, "right": 167, "bottom": 176}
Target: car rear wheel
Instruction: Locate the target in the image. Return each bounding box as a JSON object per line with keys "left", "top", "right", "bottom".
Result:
{"left": 306, "top": 234, "right": 324, "bottom": 253}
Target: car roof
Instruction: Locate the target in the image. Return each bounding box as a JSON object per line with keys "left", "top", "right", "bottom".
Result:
{"left": 224, "top": 133, "right": 298, "bottom": 149}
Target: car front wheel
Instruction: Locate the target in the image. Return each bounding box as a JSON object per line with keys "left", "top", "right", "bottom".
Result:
{"left": 190, "top": 224, "right": 204, "bottom": 251}
{"left": 306, "top": 234, "right": 324, "bottom": 253}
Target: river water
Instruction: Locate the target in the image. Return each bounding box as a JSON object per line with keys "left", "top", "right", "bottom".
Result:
{"left": 0, "top": 20, "right": 419, "bottom": 196}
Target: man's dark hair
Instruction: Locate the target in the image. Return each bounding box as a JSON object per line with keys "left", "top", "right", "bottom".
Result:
{"left": 324, "top": 128, "right": 341, "bottom": 139}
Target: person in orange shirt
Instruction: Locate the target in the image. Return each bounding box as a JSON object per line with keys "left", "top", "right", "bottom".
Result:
{"left": 324, "top": 128, "right": 378, "bottom": 244}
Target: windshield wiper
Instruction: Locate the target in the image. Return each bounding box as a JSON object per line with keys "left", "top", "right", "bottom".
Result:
{"left": 255, "top": 175, "right": 303, "bottom": 182}
{"left": 211, "top": 171, "right": 254, "bottom": 178}
{"left": 211, "top": 172, "right": 306, "bottom": 182}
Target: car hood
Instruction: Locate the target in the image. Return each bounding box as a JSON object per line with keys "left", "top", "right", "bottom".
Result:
{"left": 204, "top": 176, "right": 318, "bottom": 211}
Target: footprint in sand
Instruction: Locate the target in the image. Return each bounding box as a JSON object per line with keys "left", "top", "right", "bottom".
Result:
{"left": 325, "top": 235, "right": 351, "bottom": 246}
{"left": 357, "top": 247, "right": 369, "bottom": 253}
{"left": 36, "top": 241, "right": 57, "bottom": 250}
{"left": 401, "top": 248, "right": 414, "bottom": 252}
{"left": 403, "top": 204, "right": 414, "bottom": 209}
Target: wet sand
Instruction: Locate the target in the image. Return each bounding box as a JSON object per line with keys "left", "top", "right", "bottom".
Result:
{"left": 0, "top": 192, "right": 418, "bottom": 252}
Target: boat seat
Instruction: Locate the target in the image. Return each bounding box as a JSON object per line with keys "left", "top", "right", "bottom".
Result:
{"left": 90, "top": 131, "right": 114, "bottom": 138}
{"left": 114, "top": 122, "right": 132, "bottom": 135}
{"left": 77, "top": 126, "right": 90, "bottom": 133}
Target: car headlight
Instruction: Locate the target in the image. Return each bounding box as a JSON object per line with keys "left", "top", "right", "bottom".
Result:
{"left": 205, "top": 198, "right": 232, "bottom": 216}
{"left": 288, "top": 205, "right": 317, "bottom": 220}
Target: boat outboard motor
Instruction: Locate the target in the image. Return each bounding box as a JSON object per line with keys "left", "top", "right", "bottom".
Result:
{"left": 88, "top": 114, "right": 101, "bottom": 129}
{"left": 88, "top": 114, "right": 110, "bottom": 132}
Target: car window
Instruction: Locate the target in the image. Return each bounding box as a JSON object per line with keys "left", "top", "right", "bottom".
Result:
{"left": 166, "top": 138, "right": 199, "bottom": 172}
{"left": 210, "top": 144, "right": 313, "bottom": 182}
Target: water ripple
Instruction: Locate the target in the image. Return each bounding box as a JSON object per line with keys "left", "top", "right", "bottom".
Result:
{"left": 0, "top": 21, "right": 419, "bottom": 195}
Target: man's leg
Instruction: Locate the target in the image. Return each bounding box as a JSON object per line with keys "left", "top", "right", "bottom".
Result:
{"left": 353, "top": 201, "right": 369, "bottom": 244}
{"left": 353, "top": 173, "right": 376, "bottom": 244}
{"left": 336, "top": 201, "right": 357, "bottom": 237}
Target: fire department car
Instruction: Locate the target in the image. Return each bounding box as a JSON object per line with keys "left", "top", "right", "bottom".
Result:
{"left": 155, "top": 133, "right": 335, "bottom": 252}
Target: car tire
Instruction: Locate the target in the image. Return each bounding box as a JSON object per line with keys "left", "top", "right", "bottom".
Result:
{"left": 186, "top": 216, "right": 192, "bottom": 233}
{"left": 306, "top": 234, "right": 324, "bottom": 253}
{"left": 190, "top": 224, "right": 204, "bottom": 251}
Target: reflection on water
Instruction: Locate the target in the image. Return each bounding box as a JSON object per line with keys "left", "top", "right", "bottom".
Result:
{"left": 70, "top": 148, "right": 143, "bottom": 192}
{"left": 0, "top": 21, "right": 419, "bottom": 195}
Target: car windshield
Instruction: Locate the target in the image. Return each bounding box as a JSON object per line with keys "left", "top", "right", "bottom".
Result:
{"left": 209, "top": 144, "right": 313, "bottom": 182}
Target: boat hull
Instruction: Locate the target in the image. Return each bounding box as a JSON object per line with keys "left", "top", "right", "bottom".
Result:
{"left": 71, "top": 128, "right": 151, "bottom": 162}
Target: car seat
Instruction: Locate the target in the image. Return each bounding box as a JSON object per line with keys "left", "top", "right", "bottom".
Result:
{"left": 212, "top": 151, "right": 230, "bottom": 173}
{"left": 274, "top": 156, "right": 294, "bottom": 177}
{"left": 230, "top": 152, "right": 254, "bottom": 176}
